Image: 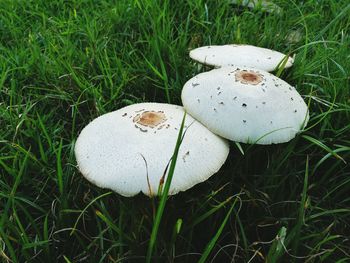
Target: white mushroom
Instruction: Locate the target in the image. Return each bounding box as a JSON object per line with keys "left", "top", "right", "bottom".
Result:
{"left": 286, "top": 29, "right": 303, "bottom": 44}
{"left": 75, "top": 103, "right": 229, "bottom": 197}
{"left": 181, "top": 66, "right": 309, "bottom": 144}
{"left": 189, "top": 44, "right": 293, "bottom": 72}
{"left": 231, "top": 0, "right": 282, "bottom": 14}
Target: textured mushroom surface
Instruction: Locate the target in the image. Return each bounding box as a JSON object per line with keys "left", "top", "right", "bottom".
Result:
{"left": 75, "top": 103, "right": 229, "bottom": 197}
{"left": 181, "top": 67, "right": 309, "bottom": 144}
{"left": 189, "top": 44, "right": 293, "bottom": 72}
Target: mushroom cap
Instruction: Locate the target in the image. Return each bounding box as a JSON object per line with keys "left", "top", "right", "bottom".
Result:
{"left": 181, "top": 66, "right": 309, "bottom": 144}
{"left": 75, "top": 103, "right": 229, "bottom": 197}
{"left": 231, "top": 0, "right": 282, "bottom": 13}
{"left": 189, "top": 44, "right": 293, "bottom": 72}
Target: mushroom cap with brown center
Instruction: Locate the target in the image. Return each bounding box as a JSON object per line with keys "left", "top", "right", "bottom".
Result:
{"left": 74, "top": 103, "right": 230, "bottom": 197}
{"left": 235, "top": 71, "right": 264, "bottom": 85}
{"left": 181, "top": 66, "right": 309, "bottom": 144}
{"left": 133, "top": 111, "right": 167, "bottom": 128}
{"left": 189, "top": 44, "right": 293, "bottom": 72}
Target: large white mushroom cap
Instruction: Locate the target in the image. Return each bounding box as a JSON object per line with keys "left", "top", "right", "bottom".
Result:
{"left": 189, "top": 44, "right": 293, "bottom": 72}
{"left": 181, "top": 66, "right": 309, "bottom": 144}
{"left": 75, "top": 103, "right": 229, "bottom": 197}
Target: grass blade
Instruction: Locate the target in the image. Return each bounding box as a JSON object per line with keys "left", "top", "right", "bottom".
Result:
{"left": 292, "top": 156, "right": 309, "bottom": 256}
{"left": 302, "top": 135, "right": 346, "bottom": 163}
{"left": 198, "top": 197, "right": 237, "bottom": 263}
{"left": 56, "top": 139, "right": 64, "bottom": 196}
{"left": 146, "top": 112, "right": 186, "bottom": 263}
{"left": 70, "top": 192, "right": 113, "bottom": 235}
{"left": 266, "top": 227, "right": 287, "bottom": 263}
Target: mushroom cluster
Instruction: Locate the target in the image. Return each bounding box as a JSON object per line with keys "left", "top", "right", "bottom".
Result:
{"left": 183, "top": 44, "right": 309, "bottom": 145}
{"left": 75, "top": 44, "right": 309, "bottom": 197}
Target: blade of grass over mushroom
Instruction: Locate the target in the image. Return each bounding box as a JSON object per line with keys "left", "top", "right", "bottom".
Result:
{"left": 146, "top": 112, "right": 186, "bottom": 263}
{"left": 156, "top": 161, "right": 170, "bottom": 197}
{"left": 234, "top": 142, "right": 245, "bottom": 155}
{"left": 275, "top": 54, "right": 292, "bottom": 77}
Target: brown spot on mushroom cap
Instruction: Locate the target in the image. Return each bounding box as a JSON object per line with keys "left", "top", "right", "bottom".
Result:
{"left": 235, "top": 70, "right": 263, "bottom": 85}
{"left": 133, "top": 111, "right": 167, "bottom": 128}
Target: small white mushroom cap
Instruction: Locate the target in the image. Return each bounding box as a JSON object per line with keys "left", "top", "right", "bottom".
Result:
{"left": 286, "top": 29, "right": 303, "bottom": 44}
{"left": 181, "top": 66, "right": 309, "bottom": 144}
{"left": 231, "top": 0, "right": 282, "bottom": 14}
{"left": 75, "top": 103, "right": 229, "bottom": 197}
{"left": 189, "top": 44, "right": 293, "bottom": 72}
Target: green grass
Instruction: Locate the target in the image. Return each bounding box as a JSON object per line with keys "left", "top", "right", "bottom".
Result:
{"left": 1, "top": 0, "right": 350, "bottom": 262}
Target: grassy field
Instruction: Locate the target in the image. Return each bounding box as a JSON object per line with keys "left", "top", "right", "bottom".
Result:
{"left": 1, "top": 0, "right": 350, "bottom": 262}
